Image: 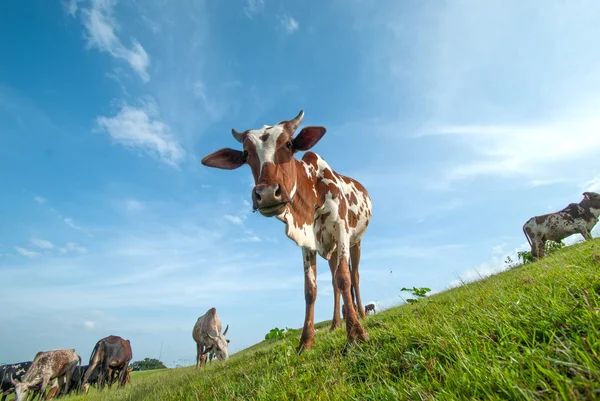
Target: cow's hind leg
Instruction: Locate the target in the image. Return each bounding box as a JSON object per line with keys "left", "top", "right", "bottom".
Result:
{"left": 328, "top": 254, "right": 342, "bottom": 330}
{"left": 335, "top": 248, "right": 369, "bottom": 353}
{"left": 350, "top": 241, "right": 366, "bottom": 319}
{"left": 298, "top": 248, "right": 318, "bottom": 351}
{"left": 195, "top": 343, "right": 202, "bottom": 369}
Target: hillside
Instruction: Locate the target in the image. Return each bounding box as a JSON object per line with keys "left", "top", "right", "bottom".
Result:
{"left": 65, "top": 239, "right": 600, "bottom": 401}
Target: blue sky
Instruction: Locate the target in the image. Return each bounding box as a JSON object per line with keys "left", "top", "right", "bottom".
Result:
{"left": 1, "top": 0, "right": 600, "bottom": 367}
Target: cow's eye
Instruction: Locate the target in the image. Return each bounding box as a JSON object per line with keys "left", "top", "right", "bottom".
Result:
{"left": 243, "top": 150, "right": 248, "bottom": 159}
{"left": 285, "top": 141, "right": 293, "bottom": 150}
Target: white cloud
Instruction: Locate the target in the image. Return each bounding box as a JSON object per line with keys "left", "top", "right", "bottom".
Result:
{"left": 34, "top": 196, "right": 46, "bottom": 205}
{"left": 244, "top": 0, "right": 265, "bottom": 18}
{"left": 278, "top": 14, "right": 299, "bottom": 34}
{"left": 422, "top": 113, "right": 600, "bottom": 184}
{"left": 31, "top": 238, "right": 54, "bottom": 249}
{"left": 64, "top": 217, "right": 92, "bottom": 237}
{"left": 64, "top": 0, "right": 81, "bottom": 16}
{"left": 67, "top": 242, "right": 88, "bottom": 254}
{"left": 96, "top": 101, "right": 185, "bottom": 166}
{"left": 83, "top": 320, "right": 96, "bottom": 330}
{"left": 81, "top": 0, "right": 151, "bottom": 82}
{"left": 224, "top": 214, "right": 245, "bottom": 226}
{"left": 15, "top": 247, "right": 41, "bottom": 258}
{"left": 124, "top": 199, "right": 145, "bottom": 213}
{"left": 582, "top": 176, "right": 600, "bottom": 192}
{"left": 448, "top": 242, "right": 529, "bottom": 288}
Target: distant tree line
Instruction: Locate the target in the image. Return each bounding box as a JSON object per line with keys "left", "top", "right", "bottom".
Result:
{"left": 130, "top": 357, "right": 167, "bottom": 371}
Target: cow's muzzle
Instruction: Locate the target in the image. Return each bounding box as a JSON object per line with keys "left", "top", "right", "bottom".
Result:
{"left": 252, "top": 184, "right": 289, "bottom": 217}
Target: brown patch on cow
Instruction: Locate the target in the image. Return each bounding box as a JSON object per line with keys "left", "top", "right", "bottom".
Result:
{"left": 341, "top": 176, "right": 353, "bottom": 184}
{"left": 348, "top": 210, "right": 359, "bottom": 229}
{"left": 323, "top": 168, "right": 335, "bottom": 182}
{"left": 302, "top": 152, "right": 319, "bottom": 169}
{"left": 259, "top": 133, "right": 270, "bottom": 141}
{"left": 348, "top": 191, "right": 358, "bottom": 206}
{"left": 338, "top": 198, "right": 349, "bottom": 231}
{"left": 535, "top": 215, "right": 549, "bottom": 224}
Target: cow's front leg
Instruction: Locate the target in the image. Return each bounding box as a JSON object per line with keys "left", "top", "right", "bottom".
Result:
{"left": 334, "top": 247, "right": 369, "bottom": 352}
{"left": 298, "top": 248, "right": 318, "bottom": 352}
{"left": 580, "top": 229, "right": 593, "bottom": 240}
{"left": 328, "top": 253, "right": 342, "bottom": 330}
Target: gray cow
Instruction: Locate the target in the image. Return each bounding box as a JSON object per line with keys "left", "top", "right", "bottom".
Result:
{"left": 11, "top": 349, "right": 80, "bottom": 401}
{"left": 523, "top": 191, "right": 600, "bottom": 260}
{"left": 192, "top": 307, "right": 230, "bottom": 368}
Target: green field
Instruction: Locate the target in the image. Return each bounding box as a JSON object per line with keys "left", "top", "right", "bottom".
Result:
{"left": 13, "top": 239, "right": 600, "bottom": 400}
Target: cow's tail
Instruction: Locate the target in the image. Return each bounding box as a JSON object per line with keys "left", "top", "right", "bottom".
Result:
{"left": 78, "top": 354, "right": 82, "bottom": 367}
{"left": 88, "top": 340, "right": 102, "bottom": 365}
{"left": 522, "top": 221, "right": 533, "bottom": 248}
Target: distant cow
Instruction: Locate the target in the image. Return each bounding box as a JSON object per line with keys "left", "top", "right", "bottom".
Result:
{"left": 192, "top": 307, "right": 230, "bottom": 368}
{"left": 523, "top": 192, "right": 600, "bottom": 260}
{"left": 201, "top": 110, "right": 372, "bottom": 353}
{"left": 365, "top": 303, "right": 376, "bottom": 315}
{"left": 1, "top": 361, "right": 32, "bottom": 401}
{"left": 11, "top": 349, "right": 80, "bottom": 401}
{"left": 82, "top": 335, "right": 132, "bottom": 392}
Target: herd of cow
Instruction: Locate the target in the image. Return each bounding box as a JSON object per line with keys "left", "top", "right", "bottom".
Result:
{"left": 1, "top": 335, "right": 132, "bottom": 401}
{"left": 3, "top": 110, "right": 599, "bottom": 399}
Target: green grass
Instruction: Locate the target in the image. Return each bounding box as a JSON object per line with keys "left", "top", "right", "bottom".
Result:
{"left": 54, "top": 239, "right": 600, "bottom": 400}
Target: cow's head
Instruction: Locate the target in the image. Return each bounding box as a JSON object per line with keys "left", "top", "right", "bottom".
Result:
{"left": 201, "top": 110, "right": 326, "bottom": 217}
{"left": 11, "top": 375, "right": 41, "bottom": 401}
{"left": 204, "top": 324, "right": 230, "bottom": 361}
{"left": 583, "top": 191, "right": 600, "bottom": 216}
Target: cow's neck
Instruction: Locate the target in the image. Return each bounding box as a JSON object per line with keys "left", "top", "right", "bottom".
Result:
{"left": 275, "top": 158, "right": 319, "bottom": 249}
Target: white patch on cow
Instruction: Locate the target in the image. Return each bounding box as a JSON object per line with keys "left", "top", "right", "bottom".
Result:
{"left": 246, "top": 125, "right": 285, "bottom": 177}
{"left": 278, "top": 208, "right": 315, "bottom": 250}
{"left": 289, "top": 181, "right": 297, "bottom": 200}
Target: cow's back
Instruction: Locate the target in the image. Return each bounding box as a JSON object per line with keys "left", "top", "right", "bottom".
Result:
{"left": 192, "top": 308, "right": 221, "bottom": 344}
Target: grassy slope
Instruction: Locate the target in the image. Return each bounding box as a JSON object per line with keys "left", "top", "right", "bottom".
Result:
{"left": 64, "top": 239, "right": 600, "bottom": 401}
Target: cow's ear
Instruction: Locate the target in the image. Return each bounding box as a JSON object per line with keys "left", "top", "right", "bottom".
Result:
{"left": 292, "top": 126, "right": 326, "bottom": 151}
{"left": 201, "top": 148, "right": 245, "bottom": 170}
{"left": 583, "top": 192, "right": 591, "bottom": 200}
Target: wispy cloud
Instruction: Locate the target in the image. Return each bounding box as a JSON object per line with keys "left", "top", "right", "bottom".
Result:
{"left": 80, "top": 0, "right": 151, "bottom": 82}
{"left": 59, "top": 242, "right": 88, "bottom": 254}
{"left": 244, "top": 0, "right": 265, "bottom": 18}
{"left": 422, "top": 116, "right": 600, "bottom": 184}
{"left": 223, "top": 214, "right": 245, "bottom": 226}
{"left": 95, "top": 100, "right": 185, "bottom": 166}
{"left": 34, "top": 196, "right": 46, "bottom": 205}
{"left": 15, "top": 247, "right": 41, "bottom": 258}
{"left": 64, "top": 217, "right": 93, "bottom": 237}
{"left": 64, "top": 0, "right": 81, "bottom": 16}
{"left": 582, "top": 176, "right": 600, "bottom": 192}
{"left": 278, "top": 14, "right": 299, "bottom": 34}
{"left": 31, "top": 238, "right": 54, "bottom": 249}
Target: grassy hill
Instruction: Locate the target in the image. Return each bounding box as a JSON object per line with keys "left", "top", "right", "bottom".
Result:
{"left": 63, "top": 239, "right": 600, "bottom": 400}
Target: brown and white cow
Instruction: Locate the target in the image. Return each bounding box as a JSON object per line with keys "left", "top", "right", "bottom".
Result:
{"left": 11, "top": 349, "right": 80, "bottom": 401}
{"left": 523, "top": 191, "right": 600, "bottom": 260}
{"left": 192, "top": 307, "right": 230, "bottom": 368}
{"left": 201, "top": 110, "right": 373, "bottom": 352}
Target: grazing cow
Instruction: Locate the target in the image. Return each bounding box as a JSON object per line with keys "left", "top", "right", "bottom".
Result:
{"left": 82, "top": 335, "right": 133, "bottom": 392}
{"left": 523, "top": 192, "right": 600, "bottom": 260}
{"left": 201, "top": 110, "right": 372, "bottom": 352}
{"left": 365, "top": 303, "right": 376, "bottom": 315}
{"left": 1, "top": 361, "right": 32, "bottom": 401}
{"left": 192, "top": 307, "right": 230, "bottom": 368}
{"left": 11, "top": 349, "right": 80, "bottom": 401}
{"left": 64, "top": 364, "right": 102, "bottom": 395}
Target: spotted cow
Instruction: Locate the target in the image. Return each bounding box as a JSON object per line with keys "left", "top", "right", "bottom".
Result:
{"left": 523, "top": 192, "right": 600, "bottom": 260}
{"left": 11, "top": 349, "right": 81, "bottom": 401}
{"left": 201, "top": 110, "right": 373, "bottom": 352}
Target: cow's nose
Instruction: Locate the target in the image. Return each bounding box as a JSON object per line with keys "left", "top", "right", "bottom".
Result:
{"left": 254, "top": 184, "right": 282, "bottom": 206}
